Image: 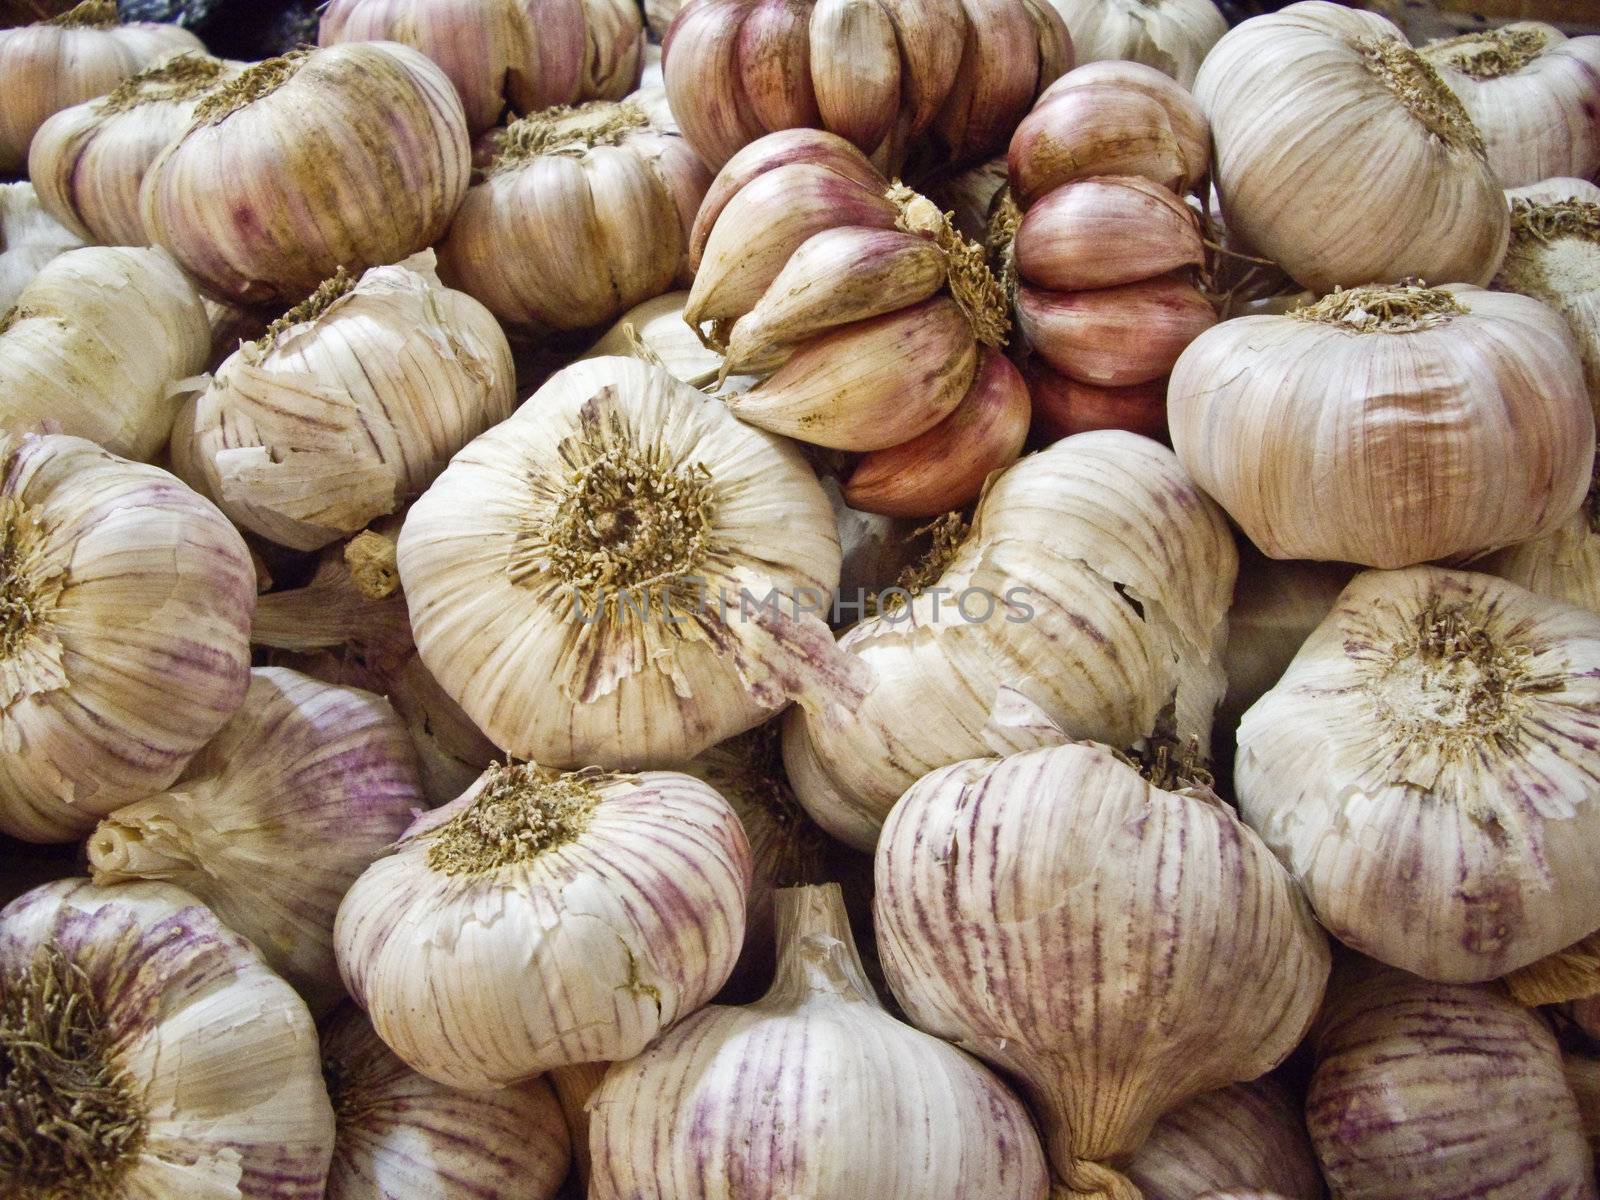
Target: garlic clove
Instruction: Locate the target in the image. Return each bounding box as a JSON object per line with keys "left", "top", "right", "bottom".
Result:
{"left": 1037, "top": 59, "right": 1210, "bottom": 190}
{"left": 1017, "top": 273, "right": 1216, "bottom": 386}
{"left": 728, "top": 296, "right": 978, "bottom": 450}
{"left": 808, "top": 0, "right": 902, "bottom": 157}
{"left": 1016, "top": 174, "right": 1205, "bottom": 291}
{"left": 580, "top": 0, "right": 648, "bottom": 101}
{"left": 843, "top": 345, "right": 1030, "bottom": 517}
{"left": 933, "top": 0, "right": 1042, "bottom": 166}
{"left": 1010, "top": 82, "right": 1187, "bottom": 207}
{"left": 1023, "top": 360, "right": 1169, "bottom": 443}
{"left": 878, "top": 0, "right": 968, "bottom": 134}
{"left": 661, "top": 0, "right": 771, "bottom": 170}
{"left": 735, "top": 0, "right": 822, "bottom": 133}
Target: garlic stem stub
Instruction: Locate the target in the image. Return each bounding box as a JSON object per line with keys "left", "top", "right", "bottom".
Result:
{"left": 1041, "top": 0, "right": 1227, "bottom": 88}
{"left": 0, "top": 877, "right": 335, "bottom": 1199}
{"left": 0, "top": 183, "right": 84, "bottom": 314}
{"left": 1238, "top": 566, "right": 1600, "bottom": 983}
{"left": 589, "top": 882, "right": 1052, "bottom": 1199}
{"left": 335, "top": 762, "right": 752, "bottom": 1090}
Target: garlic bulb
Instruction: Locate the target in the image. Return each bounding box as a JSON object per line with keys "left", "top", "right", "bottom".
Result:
{"left": 0, "top": 183, "right": 83, "bottom": 313}
{"left": 1239, "top": 566, "right": 1600, "bottom": 982}
{"left": 336, "top": 762, "right": 751, "bottom": 1090}
{"left": 784, "top": 429, "right": 1236, "bottom": 850}
{"left": 1127, "top": 1076, "right": 1327, "bottom": 1200}
{"left": 0, "top": 877, "right": 335, "bottom": 1198}
{"left": 437, "top": 94, "right": 711, "bottom": 335}
{"left": 186, "top": 253, "right": 515, "bottom": 552}
{"left": 1169, "top": 283, "right": 1594, "bottom": 568}
{"left": 85, "top": 667, "right": 422, "bottom": 1015}
{"left": 141, "top": 43, "right": 469, "bottom": 306}
{"left": 0, "top": 0, "right": 202, "bottom": 172}
{"left": 1421, "top": 25, "right": 1600, "bottom": 188}
{"left": 1569, "top": 1052, "right": 1600, "bottom": 1164}
{"left": 322, "top": 1003, "right": 571, "bottom": 1200}
{"left": 1, "top": 245, "right": 210, "bottom": 461}
{"left": 663, "top": 0, "right": 1072, "bottom": 171}
{"left": 874, "top": 739, "right": 1331, "bottom": 1196}
{"left": 590, "top": 882, "right": 1052, "bottom": 1199}
{"left": 1484, "top": 466, "right": 1600, "bottom": 617}
{"left": 1194, "top": 1, "right": 1508, "bottom": 293}
{"left": 0, "top": 433, "right": 254, "bottom": 843}
{"left": 320, "top": 0, "right": 641, "bottom": 136}
{"left": 1308, "top": 956, "right": 1596, "bottom": 1198}
{"left": 29, "top": 52, "right": 237, "bottom": 247}
{"left": 1024, "top": 361, "right": 1168, "bottom": 443}
{"left": 397, "top": 356, "right": 851, "bottom": 769}
{"left": 1043, "top": 0, "right": 1226, "bottom": 87}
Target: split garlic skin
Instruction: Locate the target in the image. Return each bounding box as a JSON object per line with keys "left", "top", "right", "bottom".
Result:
{"left": 1042, "top": 0, "right": 1226, "bottom": 88}
{"left": 0, "top": 877, "right": 335, "bottom": 1199}
{"left": 335, "top": 763, "right": 752, "bottom": 1090}
{"left": 0, "top": 183, "right": 84, "bottom": 314}
{"left": 1238, "top": 566, "right": 1600, "bottom": 983}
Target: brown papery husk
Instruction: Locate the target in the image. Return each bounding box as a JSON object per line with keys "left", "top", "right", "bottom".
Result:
{"left": 1017, "top": 273, "right": 1217, "bottom": 386}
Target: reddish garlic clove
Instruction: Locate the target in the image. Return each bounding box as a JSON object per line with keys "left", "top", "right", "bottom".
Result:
{"left": 1017, "top": 273, "right": 1216, "bottom": 386}
{"left": 809, "top": 0, "right": 903, "bottom": 157}
{"left": 933, "top": 0, "right": 1046, "bottom": 166}
{"left": 735, "top": 0, "right": 822, "bottom": 133}
{"left": 1037, "top": 59, "right": 1210, "bottom": 190}
{"left": 1025, "top": 359, "right": 1168, "bottom": 443}
{"left": 1016, "top": 175, "right": 1205, "bottom": 291}
{"left": 660, "top": 0, "right": 768, "bottom": 171}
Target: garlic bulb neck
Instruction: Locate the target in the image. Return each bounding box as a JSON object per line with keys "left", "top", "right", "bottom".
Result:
{"left": 0, "top": 496, "right": 55, "bottom": 665}
{"left": 96, "top": 51, "right": 225, "bottom": 113}
{"left": 425, "top": 764, "right": 606, "bottom": 876}
{"left": 766, "top": 884, "right": 878, "bottom": 1007}
{"left": 86, "top": 819, "right": 196, "bottom": 880}
{"left": 0, "top": 944, "right": 145, "bottom": 1199}
{"left": 193, "top": 51, "right": 308, "bottom": 126}
{"left": 493, "top": 100, "right": 651, "bottom": 171}
{"left": 1290, "top": 281, "right": 1467, "bottom": 333}
{"left": 252, "top": 266, "right": 357, "bottom": 356}
{"left": 344, "top": 529, "right": 400, "bottom": 600}
{"left": 1426, "top": 25, "right": 1551, "bottom": 80}
{"left": 888, "top": 182, "right": 1011, "bottom": 348}
{"left": 44, "top": 0, "right": 118, "bottom": 28}
{"left": 877, "top": 510, "right": 971, "bottom": 614}
{"left": 1357, "top": 37, "right": 1484, "bottom": 156}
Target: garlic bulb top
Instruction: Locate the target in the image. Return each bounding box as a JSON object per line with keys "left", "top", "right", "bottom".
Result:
{"left": 29, "top": 52, "right": 238, "bottom": 247}
{"left": 0, "top": 245, "right": 211, "bottom": 462}
{"left": 397, "top": 356, "right": 849, "bottom": 770}
{"left": 0, "top": 877, "right": 335, "bottom": 1199}
{"left": 784, "top": 429, "right": 1236, "bottom": 851}
{"left": 322, "top": 1003, "right": 571, "bottom": 1200}
{"left": 1043, "top": 0, "right": 1226, "bottom": 87}
{"left": 1239, "top": 566, "right": 1600, "bottom": 983}
{"left": 86, "top": 667, "right": 423, "bottom": 1016}
{"left": 0, "top": 182, "right": 83, "bottom": 314}
{"left": 1169, "top": 282, "right": 1594, "bottom": 568}
{"left": 187, "top": 252, "right": 515, "bottom": 552}
{"left": 0, "top": 0, "right": 203, "bottom": 172}
{"left": 1421, "top": 24, "right": 1600, "bottom": 188}
{"left": 589, "top": 883, "right": 1052, "bottom": 1200}
{"left": 141, "top": 42, "right": 470, "bottom": 306}
{"left": 875, "top": 740, "right": 1331, "bottom": 1195}
{"left": 0, "top": 434, "right": 254, "bottom": 843}
{"left": 1194, "top": 1, "right": 1508, "bottom": 293}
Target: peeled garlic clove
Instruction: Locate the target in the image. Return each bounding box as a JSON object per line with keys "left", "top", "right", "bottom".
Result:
{"left": 1308, "top": 956, "right": 1595, "bottom": 1198}
{"left": 1239, "top": 566, "right": 1600, "bottom": 982}
{"left": 1017, "top": 273, "right": 1216, "bottom": 387}
{"left": 1169, "top": 282, "right": 1594, "bottom": 568}
{"left": 843, "top": 345, "right": 1029, "bottom": 517}
{"left": 0, "top": 182, "right": 83, "bottom": 314}
{"left": 0, "top": 878, "right": 335, "bottom": 1197}
{"left": 336, "top": 763, "right": 752, "bottom": 1089}
{"left": 591, "top": 882, "right": 1052, "bottom": 1199}
{"left": 875, "top": 741, "right": 1330, "bottom": 1194}
{"left": 1023, "top": 359, "right": 1168, "bottom": 442}
{"left": 1009, "top": 79, "right": 1193, "bottom": 207}
{"left": 1043, "top": 0, "right": 1226, "bottom": 88}
{"left": 323, "top": 1002, "right": 571, "bottom": 1200}
{"left": 142, "top": 43, "right": 470, "bottom": 306}
{"left": 1037, "top": 60, "right": 1211, "bottom": 190}
{"left": 1016, "top": 175, "right": 1205, "bottom": 291}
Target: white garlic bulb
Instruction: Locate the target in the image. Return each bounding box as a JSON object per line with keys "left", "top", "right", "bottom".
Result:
{"left": 590, "top": 883, "right": 1052, "bottom": 1199}
{"left": 784, "top": 430, "right": 1237, "bottom": 851}
{"left": 1043, "top": 0, "right": 1227, "bottom": 87}
{"left": 0, "top": 245, "right": 210, "bottom": 461}
{"left": 584, "top": 290, "right": 755, "bottom": 393}
{"left": 0, "top": 182, "right": 83, "bottom": 313}
{"left": 875, "top": 738, "right": 1331, "bottom": 1197}
{"left": 186, "top": 253, "right": 515, "bottom": 552}
{"left": 0, "top": 877, "right": 335, "bottom": 1198}
{"left": 86, "top": 667, "right": 423, "bottom": 1015}
{"left": 336, "top": 762, "right": 751, "bottom": 1090}
{"left": 322, "top": 1003, "right": 571, "bottom": 1200}
{"left": 0, "top": 433, "right": 254, "bottom": 843}
{"left": 1484, "top": 467, "right": 1600, "bottom": 617}
{"left": 397, "top": 356, "right": 849, "bottom": 770}
{"left": 1194, "top": 1, "right": 1507, "bottom": 293}
{"left": 1239, "top": 566, "right": 1600, "bottom": 983}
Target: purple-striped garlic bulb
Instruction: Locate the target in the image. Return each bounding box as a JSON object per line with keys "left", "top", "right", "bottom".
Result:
{"left": 1307, "top": 956, "right": 1596, "bottom": 1199}
{"left": 0, "top": 878, "right": 335, "bottom": 1198}
{"left": 321, "top": 1003, "right": 570, "bottom": 1200}
{"left": 589, "top": 883, "right": 1051, "bottom": 1199}
{"left": 335, "top": 762, "right": 751, "bottom": 1089}
{"left": 85, "top": 668, "right": 423, "bottom": 1016}
{"left": 875, "top": 740, "right": 1331, "bottom": 1198}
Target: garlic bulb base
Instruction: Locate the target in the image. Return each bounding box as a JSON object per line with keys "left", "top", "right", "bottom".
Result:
{"left": 425, "top": 764, "right": 602, "bottom": 876}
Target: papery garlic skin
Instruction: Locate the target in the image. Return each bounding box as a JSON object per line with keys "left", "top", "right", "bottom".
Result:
{"left": 1194, "top": 1, "right": 1508, "bottom": 293}
{"left": 1568, "top": 1051, "right": 1600, "bottom": 1165}
{"left": 322, "top": 1003, "right": 570, "bottom": 1200}
{"left": 0, "top": 877, "right": 335, "bottom": 1199}
{"left": 141, "top": 42, "right": 470, "bottom": 306}
{"left": 549, "top": 1061, "right": 608, "bottom": 1191}
{"left": 591, "top": 883, "right": 1051, "bottom": 1200}
{"left": 188, "top": 253, "right": 515, "bottom": 552}
{"left": 0, "top": 183, "right": 83, "bottom": 312}
{"left": 583, "top": 290, "right": 754, "bottom": 392}
{"left": 1484, "top": 472, "right": 1600, "bottom": 617}
{"left": 1043, "top": 0, "right": 1225, "bottom": 87}
{"left": 1308, "top": 956, "right": 1596, "bottom": 1199}
{"left": 0, "top": 434, "right": 254, "bottom": 843}
{"left": 1239, "top": 566, "right": 1600, "bottom": 983}
{"left": 86, "top": 667, "right": 422, "bottom": 1016}
{"left": 1169, "top": 283, "right": 1594, "bottom": 568}
{"left": 336, "top": 763, "right": 751, "bottom": 1090}
{"left": 0, "top": 245, "right": 209, "bottom": 461}
{"left": 875, "top": 743, "right": 1330, "bottom": 1195}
